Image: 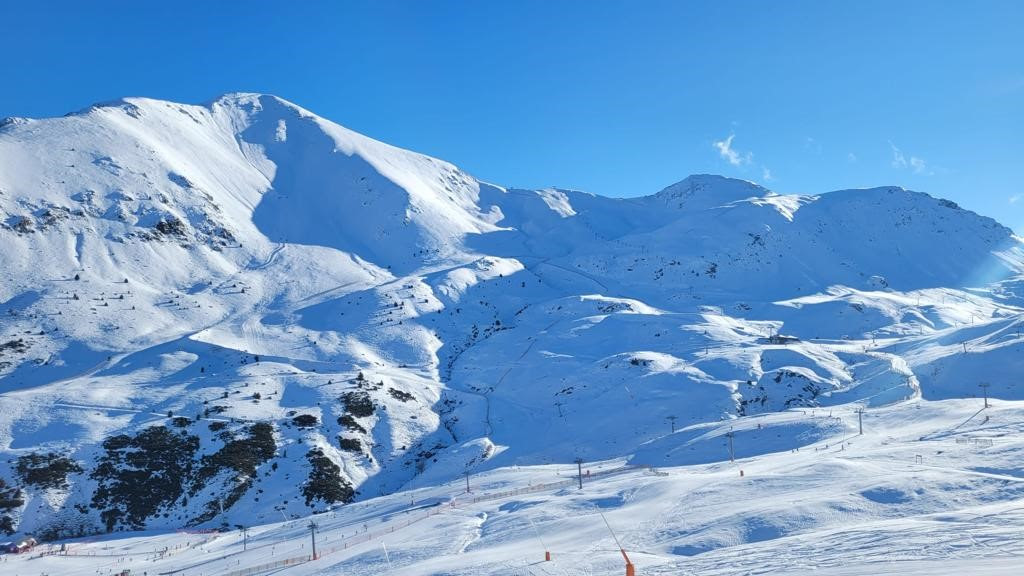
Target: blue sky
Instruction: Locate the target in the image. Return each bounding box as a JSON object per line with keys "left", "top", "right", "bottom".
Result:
{"left": 2, "top": 1, "right": 1022, "bottom": 227}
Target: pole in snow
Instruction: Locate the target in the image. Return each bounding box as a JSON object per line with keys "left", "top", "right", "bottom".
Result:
{"left": 598, "top": 510, "right": 635, "bottom": 576}
{"left": 575, "top": 458, "right": 584, "bottom": 490}
{"left": 528, "top": 518, "right": 551, "bottom": 562}
{"left": 855, "top": 408, "right": 864, "bottom": 435}
{"left": 980, "top": 382, "right": 990, "bottom": 409}
{"left": 308, "top": 521, "right": 318, "bottom": 560}
{"left": 465, "top": 471, "right": 471, "bottom": 493}
{"left": 667, "top": 415, "right": 677, "bottom": 433}
{"left": 727, "top": 429, "right": 735, "bottom": 462}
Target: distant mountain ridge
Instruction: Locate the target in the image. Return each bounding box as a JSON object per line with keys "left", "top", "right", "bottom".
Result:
{"left": 1, "top": 93, "right": 1022, "bottom": 538}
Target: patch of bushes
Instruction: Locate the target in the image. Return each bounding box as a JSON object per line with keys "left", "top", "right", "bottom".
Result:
{"left": 15, "top": 453, "right": 83, "bottom": 490}
{"left": 189, "top": 423, "right": 276, "bottom": 524}
{"left": 0, "top": 478, "right": 23, "bottom": 510}
{"left": 90, "top": 426, "right": 200, "bottom": 532}
{"left": 0, "top": 515, "right": 13, "bottom": 536}
{"left": 337, "top": 414, "right": 366, "bottom": 434}
{"left": 388, "top": 388, "right": 414, "bottom": 402}
{"left": 338, "top": 437, "right": 362, "bottom": 453}
{"left": 194, "top": 423, "right": 275, "bottom": 486}
{"left": 0, "top": 477, "right": 24, "bottom": 535}
{"left": 0, "top": 339, "right": 28, "bottom": 354}
{"left": 342, "top": 391, "right": 374, "bottom": 418}
{"left": 292, "top": 414, "right": 319, "bottom": 428}
{"left": 302, "top": 448, "right": 354, "bottom": 507}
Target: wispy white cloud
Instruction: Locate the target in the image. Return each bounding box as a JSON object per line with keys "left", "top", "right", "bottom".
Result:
{"left": 889, "top": 141, "right": 932, "bottom": 175}
{"left": 889, "top": 141, "right": 907, "bottom": 168}
{"left": 762, "top": 167, "right": 773, "bottom": 182}
{"left": 712, "top": 134, "right": 752, "bottom": 166}
{"left": 847, "top": 152, "right": 858, "bottom": 163}
{"left": 1010, "top": 194, "right": 1022, "bottom": 204}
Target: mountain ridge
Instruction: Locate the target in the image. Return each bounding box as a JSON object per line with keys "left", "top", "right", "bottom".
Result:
{"left": 5, "top": 92, "right": 993, "bottom": 218}
{"left": 1, "top": 93, "right": 1023, "bottom": 539}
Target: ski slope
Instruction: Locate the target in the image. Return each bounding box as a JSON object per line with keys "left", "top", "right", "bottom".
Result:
{"left": 5, "top": 398, "right": 1024, "bottom": 575}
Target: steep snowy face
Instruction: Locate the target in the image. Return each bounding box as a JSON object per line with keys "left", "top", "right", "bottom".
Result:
{"left": 214, "top": 94, "right": 503, "bottom": 272}
{"left": 793, "top": 187, "right": 1019, "bottom": 288}
{"left": 0, "top": 94, "right": 499, "bottom": 286}
{"left": 2, "top": 93, "right": 1024, "bottom": 540}
{"left": 0, "top": 98, "right": 263, "bottom": 286}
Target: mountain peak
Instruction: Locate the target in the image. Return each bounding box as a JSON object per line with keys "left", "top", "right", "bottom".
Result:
{"left": 652, "top": 173, "right": 771, "bottom": 210}
{"left": 206, "top": 92, "right": 322, "bottom": 124}
{"left": 211, "top": 92, "right": 304, "bottom": 110}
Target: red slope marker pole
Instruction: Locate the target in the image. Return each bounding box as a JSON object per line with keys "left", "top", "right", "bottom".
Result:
{"left": 599, "top": 510, "right": 635, "bottom": 576}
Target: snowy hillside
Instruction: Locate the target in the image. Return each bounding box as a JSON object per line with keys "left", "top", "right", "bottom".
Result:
{"left": 2, "top": 94, "right": 1024, "bottom": 573}
{"left": 8, "top": 397, "right": 1024, "bottom": 576}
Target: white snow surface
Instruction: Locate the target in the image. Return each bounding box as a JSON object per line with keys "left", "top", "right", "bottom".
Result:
{"left": 2, "top": 94, "right": 1024, "bottom": 574}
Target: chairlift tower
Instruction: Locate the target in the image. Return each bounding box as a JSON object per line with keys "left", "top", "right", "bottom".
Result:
{"left": 308, "top": 521, "right": 319, "bottom": 560}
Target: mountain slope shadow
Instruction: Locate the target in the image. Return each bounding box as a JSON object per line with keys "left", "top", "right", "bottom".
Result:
{"left": 244, "top": 96, "right": 432, "bottom": 276}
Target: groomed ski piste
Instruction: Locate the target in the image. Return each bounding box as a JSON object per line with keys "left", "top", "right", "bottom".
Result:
{"left": 3, "top": 93, "right": 1024, "bottom": 575}
{"left": 7, "top": 397, "right": 1024, "bottom": 575}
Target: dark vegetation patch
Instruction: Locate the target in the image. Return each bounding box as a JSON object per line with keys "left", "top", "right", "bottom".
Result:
{"left": 90, "top": 426, "right": 199, "bottom": 532}
{"left": 337, "top": 414, "right": 366, "bottom": 433}
{"left": 15, "top": 453, "right": 83, "bottom": 490}
{"left": 0, "top": 338, "right": 29, "bottom": 354}
{"left": 0, "top": 477, "right": 24, "bottom": 535}
{"left": 291, "top": 414, "right": 319, "bottom": 428}
{"left": 302, "top": 448, "right": 354, "bottom": 508}
{"left": 193, "top": 423, "right": 275, "bottom": 490}
{"left": 338, "top": 437, "right": 362, "bottom": 453}
{"left": 388, "top": 388, "right": 414, "bottom": 402}
{"left": 342, "top": 391, "right": 374, "bottom": 418}
{"left": 189, "top": 423, "right": 276, "bottom": 525}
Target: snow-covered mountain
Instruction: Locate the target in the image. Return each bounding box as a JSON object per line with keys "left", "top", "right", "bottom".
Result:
{"left": 2, "top": 93, "right": 1023, "bottom": 542}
